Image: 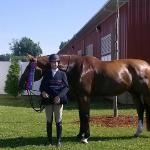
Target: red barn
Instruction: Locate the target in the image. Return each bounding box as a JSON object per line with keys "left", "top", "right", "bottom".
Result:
{"left": 58, "top": 0, "right": 150, "bottom": 104}
{"left": 58, "top": 0, "right": 150, "bottom": 63}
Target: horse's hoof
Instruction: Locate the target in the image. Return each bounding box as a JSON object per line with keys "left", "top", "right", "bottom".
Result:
{"left": 134, "top": 128, "right": 143, "bottom": 138}
{"left": 81, "top": 138, "right": 88, "bottom": 144}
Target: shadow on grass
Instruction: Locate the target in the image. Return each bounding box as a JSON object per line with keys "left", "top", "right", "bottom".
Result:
{"left": 0, "top": 135, "right": 149, "bottom": 148}
{"left": 0, "top": 136, "right": 77, "bottom": 148}
{"left": 89, "top": 135, "right": 150, "bottom": 142}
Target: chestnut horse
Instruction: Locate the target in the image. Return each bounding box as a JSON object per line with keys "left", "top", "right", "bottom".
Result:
{"left": 19, "top": 55, "right": 150, "bottom": 143}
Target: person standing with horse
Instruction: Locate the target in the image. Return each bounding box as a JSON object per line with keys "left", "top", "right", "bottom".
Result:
{"left": 40, "top": 54, "right": 69, "bottom": 146}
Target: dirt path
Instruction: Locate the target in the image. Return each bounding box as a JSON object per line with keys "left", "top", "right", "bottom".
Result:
{"left": 74, "top": 115, "right": 139, "bottom": 127}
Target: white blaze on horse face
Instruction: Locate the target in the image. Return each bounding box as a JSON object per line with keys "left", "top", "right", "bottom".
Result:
{"left": 135, "top": 120, "right": 143, "bottom": 137}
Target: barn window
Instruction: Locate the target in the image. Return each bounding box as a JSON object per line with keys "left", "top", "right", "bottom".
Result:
{"left": 101, "top": 54, "right": 111, "bottom": 61}
{"left": 101, "top": 33, "right": 111, "bottom": 56}
{"left": 85, "top": 44, "right": 93, "bottom": 56}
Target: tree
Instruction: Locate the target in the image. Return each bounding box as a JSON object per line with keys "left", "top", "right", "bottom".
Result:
{"left": 0, "top": 54, "right": 11, "bottom": 61}
{"left": 5, "top": 57, "right": 20, "bottom": 97}
{"left": 9, "top": 37, "right": 42, "bottom": 56}
{"left": 59, "top": 40, "right": 70, "bottom": 50}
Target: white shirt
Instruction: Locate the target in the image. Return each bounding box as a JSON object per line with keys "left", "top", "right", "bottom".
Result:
{"left": 51, "top": 68, "right": 58, "bottom": 77}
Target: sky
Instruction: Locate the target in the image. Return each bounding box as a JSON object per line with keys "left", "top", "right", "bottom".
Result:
{"left": 0, "top": 0, "right": 108, "bottom": 55}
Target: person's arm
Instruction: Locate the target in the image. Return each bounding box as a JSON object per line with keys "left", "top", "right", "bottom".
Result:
{"left": 53, "top": 72, "right": 69, "bottom": 104}
{"left": 58, "top": 72, "right": 69, "bottom": 98}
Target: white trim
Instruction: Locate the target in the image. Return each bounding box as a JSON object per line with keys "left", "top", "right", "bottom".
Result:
{"left": 101, "top": 54, "right": 111, "bottom": 61}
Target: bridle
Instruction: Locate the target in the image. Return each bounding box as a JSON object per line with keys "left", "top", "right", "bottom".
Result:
{"left": 59, "top": 55, "right": 71, "bottom": 73}
{"left": 26, "top": 61, "right": 44, "bottom": 113}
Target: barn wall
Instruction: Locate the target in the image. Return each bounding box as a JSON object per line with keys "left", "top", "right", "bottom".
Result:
{"left": 119, "top": 4, "right": 128, "bottom": 59}
{"left": 127, "top": 0, "right": 150, "bottom": 63}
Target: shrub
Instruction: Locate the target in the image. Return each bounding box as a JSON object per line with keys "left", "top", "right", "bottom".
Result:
{"left": 4, "top": 57, "right": 20, "bottom": 97}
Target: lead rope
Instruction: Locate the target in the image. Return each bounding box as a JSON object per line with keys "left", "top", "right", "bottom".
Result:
{"left": 26, "top": 62, "right": 44, "bottom": 113}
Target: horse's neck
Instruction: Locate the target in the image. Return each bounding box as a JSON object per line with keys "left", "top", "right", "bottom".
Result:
{"left": 70, "top": 55, "right": 83, "bottom": 66}
{"left": 38, "top": 56, "right": 49, "bottom": 65}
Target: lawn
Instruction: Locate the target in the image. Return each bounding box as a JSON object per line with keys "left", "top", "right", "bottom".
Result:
{"left": 0, "top": 95, "right": 150, "bottom": 150}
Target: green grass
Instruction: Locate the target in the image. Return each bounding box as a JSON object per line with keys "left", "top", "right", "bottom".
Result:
{"left": 0, "top": 95, "right": 150, "bottom": 149}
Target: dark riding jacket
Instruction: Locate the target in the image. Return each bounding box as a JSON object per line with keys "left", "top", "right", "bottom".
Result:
{"left": 40, "top": 69, "right": 69, "bottom": 104}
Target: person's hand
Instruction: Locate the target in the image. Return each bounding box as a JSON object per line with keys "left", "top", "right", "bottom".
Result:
{"left": 53, "top": 96, "right": 60, "bottom": 104}
{"left": 42, "top": 91, "right": 49, "bottom": 98}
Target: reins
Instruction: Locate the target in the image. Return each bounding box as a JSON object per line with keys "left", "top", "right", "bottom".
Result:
{"left": 26, "top": 89, "right": 44, "bottom": 113}
{"left": 26, "top": 62, "right": 44, "bottom": 113}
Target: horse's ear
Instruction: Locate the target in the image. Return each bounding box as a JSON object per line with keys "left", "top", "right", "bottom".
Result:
{"left": 27, "top": 54, "right": 33, "bottom": 60}
{"left": 27, "top": 54, "right": 37, "bottom": 62}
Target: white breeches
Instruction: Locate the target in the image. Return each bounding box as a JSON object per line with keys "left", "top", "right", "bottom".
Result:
{"left": 45, "top": 104, "right": 63, "bottom": 123}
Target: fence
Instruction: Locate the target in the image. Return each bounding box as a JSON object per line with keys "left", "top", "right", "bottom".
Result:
{"left": 0, "top": 61, "right": 41, "bottom": 95}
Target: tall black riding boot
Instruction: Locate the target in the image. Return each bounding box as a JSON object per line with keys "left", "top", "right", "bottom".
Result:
{"left": 46, "top": 121, "right": 53, "bottom": 145}
{"left": 56, "top": 121, "right": 62, "bottom": 147}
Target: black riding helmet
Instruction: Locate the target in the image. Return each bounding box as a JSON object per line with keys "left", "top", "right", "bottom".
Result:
{"left": 48, "top": 54, "right": 60, "bottom": 62}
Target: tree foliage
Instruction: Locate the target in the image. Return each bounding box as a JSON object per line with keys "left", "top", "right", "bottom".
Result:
{"left": 59, "top": 40, "right": 70, "bottom": 50}
{"left": 4, "top": 57, "right": 20, "bottom": 97}
{"left": 0, "top": 54, "right": 11, "bottom": 61}
{"left": 10, "top": 37, "right": 42, "bottom": 56}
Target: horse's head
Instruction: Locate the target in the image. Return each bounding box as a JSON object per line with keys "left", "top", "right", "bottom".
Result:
{"left": 58, "top": 55, "right": 72, "bottom": 72}
{"left": 18, "top": 54, "right": 78, "bottom": 92}
{"left": 18, "top": 55, "right": 48, "bottom": 92}
{"left": 18, "top": 54, "right": 71, "bottom": 91}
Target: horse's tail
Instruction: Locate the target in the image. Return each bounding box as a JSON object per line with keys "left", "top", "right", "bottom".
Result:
{"left": 145, "top": 104, "right": 150, "bottom": 131}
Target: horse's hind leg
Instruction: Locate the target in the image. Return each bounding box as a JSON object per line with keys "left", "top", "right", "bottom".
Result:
{"left": 131, "top": 93, "right": 144, "bottom": 137}
{"left": 77, "top": 110, "right": 85, "bottom": 139}
{"left": 143, "top": 96, "right": 150, "bottom": 131}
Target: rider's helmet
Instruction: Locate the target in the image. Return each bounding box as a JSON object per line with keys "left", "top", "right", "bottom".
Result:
{"left": 48, "top": 54, "right": 60, "bottom": 62}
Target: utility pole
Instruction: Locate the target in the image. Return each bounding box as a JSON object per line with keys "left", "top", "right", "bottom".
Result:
{"left": 116, "top": 0, "right": 120, "bottom": 60}
{"left": 113, "top": 0, "right": 120, "bottom": 117}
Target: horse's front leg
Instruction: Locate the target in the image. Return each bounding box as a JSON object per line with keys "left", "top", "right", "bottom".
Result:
{"left": 131, "top": 94, "right": 144, "bottom": 137}
{"left": 77, "top": 96, "right": 90, "bottom": 144}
